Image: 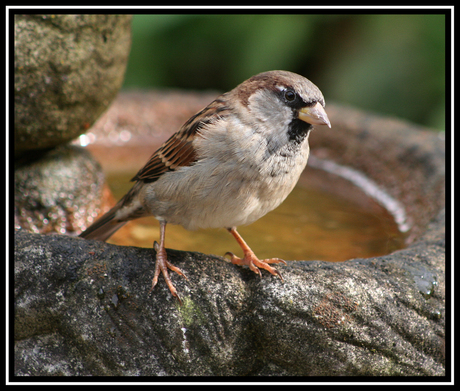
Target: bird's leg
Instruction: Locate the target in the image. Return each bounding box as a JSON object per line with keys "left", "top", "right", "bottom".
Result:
{"left": 225, "top": 227, "right": 286, "bottom": 281}
{"left": 150, "top": 220, "right": 187, "bottom": 304}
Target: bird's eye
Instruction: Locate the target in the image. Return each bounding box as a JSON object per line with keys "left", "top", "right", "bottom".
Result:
{"left": 284, "top": 89, "right": 296, "bottom": 102}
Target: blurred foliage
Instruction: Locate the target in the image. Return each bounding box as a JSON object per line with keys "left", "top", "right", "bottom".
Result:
{"left": 123, "top": 14, "right": 446, "bottom": 130}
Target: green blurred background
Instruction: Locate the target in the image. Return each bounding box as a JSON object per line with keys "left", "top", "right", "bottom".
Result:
{"left": 122, "top": 13, "right": 446, "bottom": 131}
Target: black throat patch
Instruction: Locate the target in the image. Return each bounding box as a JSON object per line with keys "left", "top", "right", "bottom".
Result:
{"left": 288, "top": 118, "right": 312, "bottom": 145}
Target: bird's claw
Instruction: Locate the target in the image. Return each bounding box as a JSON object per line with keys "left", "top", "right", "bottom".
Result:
{"left": 224, "top": 251, "right": 285, "bottom": 281}
{"left": 151, "top": 241, "right": 187, "bottom": 304}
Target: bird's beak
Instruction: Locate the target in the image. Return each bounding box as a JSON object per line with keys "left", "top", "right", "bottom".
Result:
{"left": 298, "top": 102, "right": 331, "bottom": 128}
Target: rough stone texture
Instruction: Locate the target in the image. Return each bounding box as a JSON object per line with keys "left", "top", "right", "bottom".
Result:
{"left": 13, "top": 93, "right": 446, "bottom": 377}
{"left": 13, "top": 208, "right": 445, "bottom": 376}
{"left": 14, "top": 145, "right": 113, "bottom": 235}
{"left": 14, "top": 14, "right": 132, "bottom": 155}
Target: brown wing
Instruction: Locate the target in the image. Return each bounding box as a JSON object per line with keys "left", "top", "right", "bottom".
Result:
{"left": 131, "top": 97, "right": 230, "bottom": 184}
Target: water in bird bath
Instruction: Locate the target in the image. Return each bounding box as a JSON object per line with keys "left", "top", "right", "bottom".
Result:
{"left": 102, "top": 155, "right": 407, "bottom": 262}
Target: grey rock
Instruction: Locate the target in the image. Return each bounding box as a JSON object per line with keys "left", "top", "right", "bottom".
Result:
{"left": 14, "top": 14, "right": 132, "bottom": 155}
{"left": 14, "top": 145, "right": 108, "bottom": 235}
{"left": 13, "top": 209, "right": 445, "bottom": 376}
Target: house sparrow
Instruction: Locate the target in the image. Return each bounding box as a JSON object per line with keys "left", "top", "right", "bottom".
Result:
{"left": 80, "top": 70, "right": 331, "bottom": 303}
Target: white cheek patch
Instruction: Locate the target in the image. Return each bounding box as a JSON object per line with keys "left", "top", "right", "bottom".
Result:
{"left": 244, "top": 89, "right": 293, "bottom": 153}
{"left": 248, "top": 89, "right": 292, "bottom": 126}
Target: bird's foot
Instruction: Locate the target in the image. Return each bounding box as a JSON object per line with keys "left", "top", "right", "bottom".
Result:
{"left": 225, "top": 251, "right": 286, "bottom": 281}
{"left": 150, "top": 241, "right": 187, "bottom": 304}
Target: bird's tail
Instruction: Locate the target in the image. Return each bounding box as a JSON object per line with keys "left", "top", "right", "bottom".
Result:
{"left": 79, "top": 202, "right": 127, "bottom": 242}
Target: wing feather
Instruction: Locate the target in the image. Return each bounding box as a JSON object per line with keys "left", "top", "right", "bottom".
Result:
{"left": 131, "top": 97, "right": 231, "bottom": 183}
